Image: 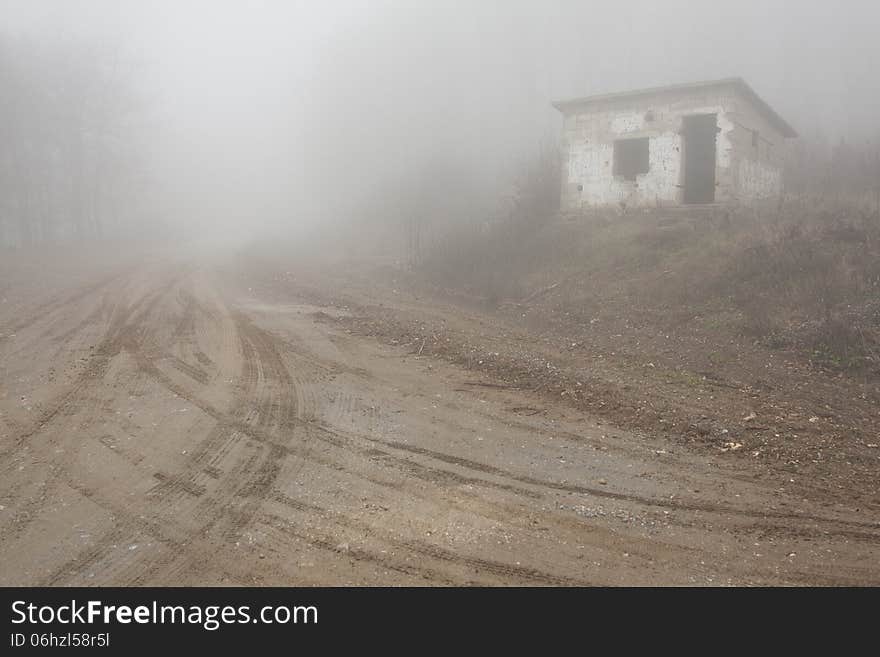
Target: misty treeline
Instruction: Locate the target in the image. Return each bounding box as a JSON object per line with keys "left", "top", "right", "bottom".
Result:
{"left": 337, "top": 139, "right": 561, "bottom": 269}
{"left": 0, "top": 35, "right": 151, "bottom": 248}
{"left": 786, "top": 131, "right": 880, "bottom": 209}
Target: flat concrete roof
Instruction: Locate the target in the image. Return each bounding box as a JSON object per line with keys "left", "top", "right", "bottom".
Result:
{"left": 552, "top": 77, "right": 797, "bottom": 138}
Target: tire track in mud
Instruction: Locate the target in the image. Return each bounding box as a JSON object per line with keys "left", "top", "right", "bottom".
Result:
{"left": 240, "top": 371, "right": 876, "bottom": 543}
{"left": 166, "top": 355, "right": 210, "bottom": 385}
{"left": 156, "top": 288, "right": 213, "bottom": 385}
{"left": 259, "top": 519, "right": 459, "bottom": 584}
{"left": 48, "top": 300, "right": 303, "bottom": 585}
{"left": 274, "top": 339, "right": 878, "bottom": 539}
{"left": 2, "top": 270, "right": 185, "bottom": 555}
{"left": 16, "top": 264, "right": 877, "bottom": 585}
{"left": 33, "top": 272, "right": 232, "bottom": 584}
{"left": 86, "top": 304, "right": 557, "bottom": 583}
{"left": 189, "top": 316, "right": 297, "bottom": 542}
{"left": 336, "top": 428, "right": 880, "bottom": 541}
{"left": 285, "top": 327, "right": 880, "bottom": 541}
{"left": 122, "top": 314, "right": 880, "bottom": 549}
{"left": 121, "top": 313, "right": 304, "bottom": 583}
{"left": 132, "top": 357, "right": 544, "bottom": 502}
{"left": 0, "top": 268, "right": 182, "bottom": 465}
{"left": 0, "top": 267, "right": 133, "bottom": 337}
{"left": 31, "top": 271, "right": 876, "bottom": 584}
{"left": 262, "top": 492, "right": 589, "bottom": 586}
{"left": 146, "top": 309, "right": 880, "bottom": 580}
{"left": 139, "top": 321, "right": 559, "bottom": 506}
{"left": 129, "top": 351, "right": 880, "bottom": 551}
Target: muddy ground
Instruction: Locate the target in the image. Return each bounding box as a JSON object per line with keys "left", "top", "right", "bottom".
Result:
{"left": 0, "top": 246, "right": 877, "bottom": 585}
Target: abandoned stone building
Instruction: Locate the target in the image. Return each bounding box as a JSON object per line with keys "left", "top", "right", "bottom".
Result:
{"left": 553, "top": 78, "right": 797, "bottom": 211}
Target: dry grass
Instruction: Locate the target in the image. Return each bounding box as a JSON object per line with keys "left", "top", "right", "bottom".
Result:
{"left": 417, "top": 199, "right": 880, "bottom": 375}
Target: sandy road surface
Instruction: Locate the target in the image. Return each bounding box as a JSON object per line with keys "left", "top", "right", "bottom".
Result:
{"left": 0, "top": 252, "right": 877, "bottom": 585}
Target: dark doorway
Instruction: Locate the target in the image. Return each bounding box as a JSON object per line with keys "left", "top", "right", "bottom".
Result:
{"left": 682, "top": 114, "right": 717, "bottom": 204}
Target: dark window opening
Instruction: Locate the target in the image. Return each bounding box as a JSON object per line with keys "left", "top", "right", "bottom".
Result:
{"left": 613, "top": 137, "right": 650, "bottom": 180}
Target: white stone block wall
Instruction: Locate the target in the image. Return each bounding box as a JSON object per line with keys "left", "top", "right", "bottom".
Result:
{"left": 558, "top": 86, "right": 788, "bottom": 211}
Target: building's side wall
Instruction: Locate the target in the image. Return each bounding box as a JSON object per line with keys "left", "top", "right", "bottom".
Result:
{"left": 724, "top": 91, "right": 787, "bottom": 201}
{"left": 559, "top": 86, "right": 786, "bottom": 210}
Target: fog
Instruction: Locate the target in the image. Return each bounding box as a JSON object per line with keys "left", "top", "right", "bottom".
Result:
{"left": 5, "top": 1, "right": 880, "bottom": 593}
{"left": 2, "top": 0, "right": 879, "bottom": 247}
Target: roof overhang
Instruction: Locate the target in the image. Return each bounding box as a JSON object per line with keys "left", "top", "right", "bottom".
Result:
{"left": 552, "top": 77, "right": 797, "bottom": 138}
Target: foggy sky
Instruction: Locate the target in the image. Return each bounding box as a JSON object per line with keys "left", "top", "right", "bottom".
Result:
{"left": 2, "top": 0, "right": 878, "bottom": 240}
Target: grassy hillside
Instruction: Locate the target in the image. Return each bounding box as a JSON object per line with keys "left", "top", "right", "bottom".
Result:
{"left": 418, "top": 201, "right": 880, "bottom": 376}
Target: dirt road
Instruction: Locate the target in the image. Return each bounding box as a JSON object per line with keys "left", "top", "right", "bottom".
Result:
{"left": 1, "top": 251, "right": 877, "bottom": 585}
